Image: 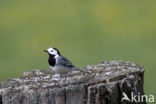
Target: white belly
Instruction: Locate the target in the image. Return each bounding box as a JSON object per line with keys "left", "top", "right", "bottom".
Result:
{"left": 50, "top": 66, "right": 71, "bottom": 74}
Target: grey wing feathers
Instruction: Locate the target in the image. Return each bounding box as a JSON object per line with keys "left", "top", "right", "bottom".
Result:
{"left": 57, "top": 56, "right": 76, "bottom": 68}
{"left": 57, "top": 56, "right": 90, "bottom": 74}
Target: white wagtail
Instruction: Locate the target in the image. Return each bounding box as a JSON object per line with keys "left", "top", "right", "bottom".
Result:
{"left": 44, "top": 47, "right": 90, "bottom": 75}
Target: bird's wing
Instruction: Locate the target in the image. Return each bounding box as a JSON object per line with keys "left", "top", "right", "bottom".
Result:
{"left": 57, "top": 56, "right": 90, "bottom": 74}
{"left": 57, "top": 56, "right": 75, "bottom": 68}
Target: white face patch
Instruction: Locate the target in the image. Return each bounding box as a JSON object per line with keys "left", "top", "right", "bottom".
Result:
{"left": 47, "top": 47, "right": 59, "bottom": 57}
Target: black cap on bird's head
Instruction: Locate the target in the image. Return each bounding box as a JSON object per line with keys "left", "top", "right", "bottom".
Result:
{"left": 44, "top": 47, "right": 61, "bottom": 56}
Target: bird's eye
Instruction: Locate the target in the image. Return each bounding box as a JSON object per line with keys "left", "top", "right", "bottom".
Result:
{"left": 51, "top": 50, "right": 53, "bottom": 52}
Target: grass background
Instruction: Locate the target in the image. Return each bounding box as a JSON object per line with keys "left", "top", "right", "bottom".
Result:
{"left": 0, "top": 0, "right": 156, "bottom": 98}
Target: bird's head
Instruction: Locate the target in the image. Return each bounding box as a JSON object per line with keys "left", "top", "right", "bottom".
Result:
{"left": 44, "top": 47, "right": 61, "bottom": 57}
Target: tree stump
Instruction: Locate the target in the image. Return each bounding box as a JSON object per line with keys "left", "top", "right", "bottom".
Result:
{"left": 0, "top": 61, "right": 145, "bottom": 104}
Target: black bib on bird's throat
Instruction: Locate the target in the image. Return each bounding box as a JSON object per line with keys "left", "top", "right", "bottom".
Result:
{"left": 48, "top": 55, "right": 56, "bottom": 67}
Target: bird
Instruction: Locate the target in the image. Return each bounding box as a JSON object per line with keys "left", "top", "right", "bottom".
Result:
{"left": 44, "top": 47, "right": 90, "bottom": 76}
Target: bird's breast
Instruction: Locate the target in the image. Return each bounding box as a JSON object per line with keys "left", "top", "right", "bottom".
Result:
{"left": 50, "top": 66, "right": 71, "bottom": 74}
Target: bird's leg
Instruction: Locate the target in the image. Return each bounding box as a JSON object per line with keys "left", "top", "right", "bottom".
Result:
{"left": 60, "top": 73, "right": 62, "bottom": 79}
{"left": 64, "top": 75, "right": 67, "bottom": 82}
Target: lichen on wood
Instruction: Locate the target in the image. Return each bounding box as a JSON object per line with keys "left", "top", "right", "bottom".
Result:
{"left": 0, "top": 61, "right": 145, "bottom": 104}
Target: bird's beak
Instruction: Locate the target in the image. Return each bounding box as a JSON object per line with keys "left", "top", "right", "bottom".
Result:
{"left": 43, "top": 50, "right": 48, "bottom": 52}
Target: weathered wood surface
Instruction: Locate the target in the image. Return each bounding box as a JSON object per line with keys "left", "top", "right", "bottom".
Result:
{"left": 0, "top": 61, "right": 145, "bottom": 104}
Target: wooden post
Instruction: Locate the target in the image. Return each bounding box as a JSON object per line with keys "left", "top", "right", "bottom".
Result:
{"left": 0, "top": 61, "right": 145, "bottom": 104}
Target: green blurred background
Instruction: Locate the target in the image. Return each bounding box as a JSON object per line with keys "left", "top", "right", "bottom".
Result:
{"left": 0, "top": 0, "right": 155, "bottom": 97}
